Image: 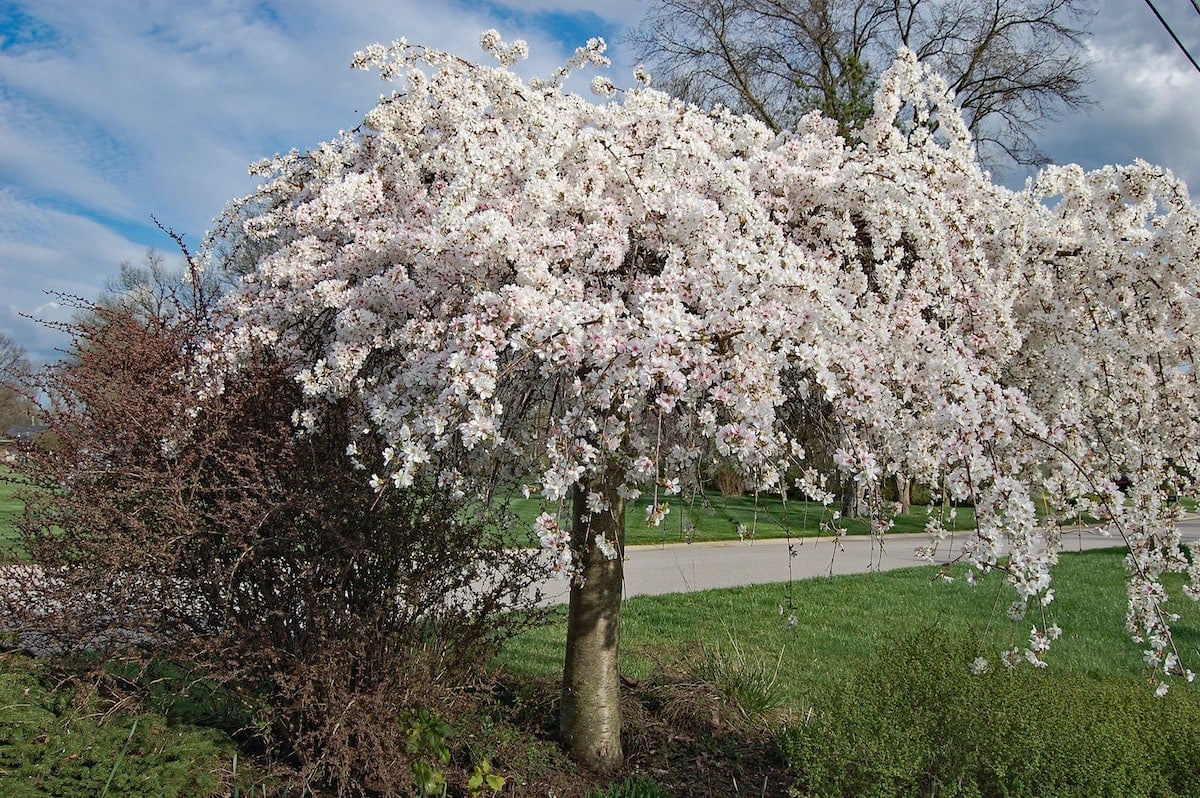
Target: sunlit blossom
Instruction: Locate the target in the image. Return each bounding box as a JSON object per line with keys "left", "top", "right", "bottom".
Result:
{"left": 205, "top": 33, "right": 1200, "bottom": 693}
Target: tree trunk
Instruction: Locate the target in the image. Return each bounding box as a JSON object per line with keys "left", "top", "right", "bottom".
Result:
{"left": 895, "top": 474, "right": 912, "bottom": 516}
{"left": 841, "top": 474, "right": 862, "bottom": 519}
{"left": 560, "top": 475, "right": 625, "bottom": 770}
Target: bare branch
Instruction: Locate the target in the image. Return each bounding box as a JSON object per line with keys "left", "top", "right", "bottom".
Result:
{"left": 631, "top": 0, "right": 1097, "bottom": 168}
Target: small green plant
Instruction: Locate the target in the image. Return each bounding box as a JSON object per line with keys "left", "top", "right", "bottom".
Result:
{"left": 586, "top": 775, "right": 670, "bottom": 798}
{"left": 402, "top": 707, "right": 453, "bottom": 796}
{"left": 689, "top": 634, "right": 785, "bottom": 723}
{"left": 467, "top": 758, "right": 506, "bottom": 795}
{"left": 638, "top": 630, "right": 787, "bottom": 734}
{"left": 98, "top": 719, "right": 138, "bottom": 798}
{"left": 401, "top": 707, "right": 509, "bottom": 796}
{"left": 779, "top": 628, "right": 1200, "bottom": 798}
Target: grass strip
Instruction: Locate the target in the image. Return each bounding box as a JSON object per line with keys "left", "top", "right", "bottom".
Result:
{"left": 497, "top": 546, "right": 1200, "bottom": 708}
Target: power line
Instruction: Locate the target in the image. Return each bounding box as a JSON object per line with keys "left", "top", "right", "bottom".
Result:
{"left": 1144, "top": 0, "right": 1200, "bottom": 74}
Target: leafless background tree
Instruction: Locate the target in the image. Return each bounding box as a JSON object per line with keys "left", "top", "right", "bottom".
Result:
{"left": 629, "top": 0, "right": 1096, "bottom": 168}
{"left": 0, "top": 333, "right": 35, "bottom": 432}
{"left": 88, "top": 245, "right": 229, "bottom": 325}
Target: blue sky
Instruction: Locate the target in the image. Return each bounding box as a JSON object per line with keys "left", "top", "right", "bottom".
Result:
{"left": 1, "top": 0, "right": 1198, "bottom": 366}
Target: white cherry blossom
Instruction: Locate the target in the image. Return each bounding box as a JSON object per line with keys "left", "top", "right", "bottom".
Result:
{"left": 204, "top": 37, "right": 1200, "bottom": 690}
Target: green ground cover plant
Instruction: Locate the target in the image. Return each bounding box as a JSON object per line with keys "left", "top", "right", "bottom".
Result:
{"left": 0, "top": 653, "right": 254, "bottom": 797}
{"left": 586, "top": 776, "right": 672, "bottom": 798}
{"left": 779, "top": 629, "right": 1200, "bottom": 797}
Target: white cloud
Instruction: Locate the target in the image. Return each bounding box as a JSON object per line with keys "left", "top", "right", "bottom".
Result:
{"left": 1029, "top": 0, "right": 1200, "bottom": 191}
{"left": 0, "top": 0, "right": 640, "bottom": 233}
{"left": 2, "top": 0, "right": 1197, "bottom": 367}
{"left": 0, "top": 0, "right": 646, "bottom": 364}
{"left": 0, "top": 189, "right": 152, "bottom": 366}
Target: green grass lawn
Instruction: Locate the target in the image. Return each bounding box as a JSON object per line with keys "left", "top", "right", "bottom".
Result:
{"left": 496, "top": 546, "right": 1200, "bottom": 709}
{"left": 6, "top": 533, "right": 1198, "bottom": 795}
{"left": 507, "top": 490, "right": 979, "bottom": 546}
{"left": 0, "top": 465, "right": 28, "bottom": 560}
{"left": 2, "top": 470, "right": 975, "bottom": 554}
{"left": 7, "top": 463, "right": 1183, "bottom": 552}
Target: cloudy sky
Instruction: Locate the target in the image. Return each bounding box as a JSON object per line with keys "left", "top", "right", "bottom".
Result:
{"left": 1, "top": 0, "right": 1198, "bottom": 367}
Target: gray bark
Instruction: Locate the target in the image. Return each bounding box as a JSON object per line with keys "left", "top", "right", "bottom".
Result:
{"left": 559, "top": 476, "right": 625, "bottom": 770}
{"left": 895, "top": 474, "right": 912, "bottom": 516}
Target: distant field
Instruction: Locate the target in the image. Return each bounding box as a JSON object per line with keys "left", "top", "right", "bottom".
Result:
{"left": 507, "top": 491, "right": 979, "bottom": 547}
{"left": 5, "top": 461, "right": 1187, "bottom": 554}
{"left": 0, "top": 465, "right": 26, "bottom": 559}
{"left": 507, "top": 489, "right": 1198, "bottom": 547}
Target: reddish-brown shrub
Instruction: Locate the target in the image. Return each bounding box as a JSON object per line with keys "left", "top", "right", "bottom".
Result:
{"left": 5, "top": 289, "right": 545, "bottom": 794}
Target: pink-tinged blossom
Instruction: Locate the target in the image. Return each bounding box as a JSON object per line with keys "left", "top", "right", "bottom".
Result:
{"left": 205, "top": 36, "right": 1200, "bottom": 690}
{"left": 645, "top": 503, "right": 670, "bottom": 527}
{"left": 586, "top": 491, "right": 610, "bottom": 515}
{"left": 594, "top": 534, "right": 618, "bottom": 560}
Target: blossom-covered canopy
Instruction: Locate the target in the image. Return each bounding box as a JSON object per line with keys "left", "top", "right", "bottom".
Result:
{"left": 205, "top": 32, "right": 1200, "bottom": 687}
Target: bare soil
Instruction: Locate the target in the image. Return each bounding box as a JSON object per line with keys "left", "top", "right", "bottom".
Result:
{"left": 486, "top": 673, "right": 795, "bottom": 797}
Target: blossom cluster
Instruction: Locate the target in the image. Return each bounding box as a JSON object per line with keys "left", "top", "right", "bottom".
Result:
{"left": 203, "top": 34, "right": 1200, "bottom": 687}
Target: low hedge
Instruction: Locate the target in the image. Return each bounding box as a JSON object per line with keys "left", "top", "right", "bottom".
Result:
{"left": 780, "top": 629, "right": 1200, "bottom": 797}
{"left": 0, "top": 654, "right": 240, "bottom": 797}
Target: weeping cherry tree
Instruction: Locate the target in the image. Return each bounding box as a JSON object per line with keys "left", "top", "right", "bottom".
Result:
{"left": 199, "top": 32, "right": 1200, "bottom": 769}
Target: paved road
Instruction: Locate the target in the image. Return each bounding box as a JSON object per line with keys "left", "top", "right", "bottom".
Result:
{"left": 536, "top": 519, "right": 1200, "bottom": 606}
